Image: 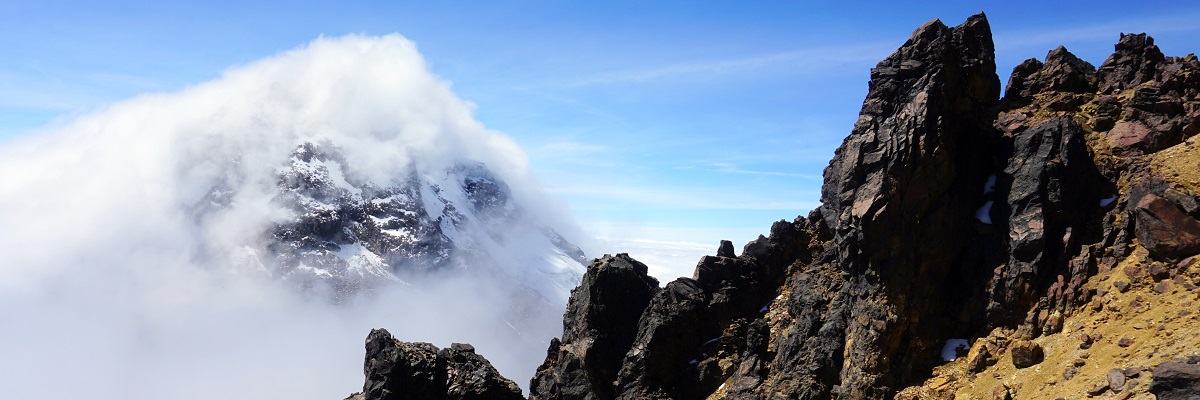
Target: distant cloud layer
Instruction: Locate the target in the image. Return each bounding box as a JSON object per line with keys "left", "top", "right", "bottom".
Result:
{"left": 0, "top": 35, "right": 578, "bottom": 398}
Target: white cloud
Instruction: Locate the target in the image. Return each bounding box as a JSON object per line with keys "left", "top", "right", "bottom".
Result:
{"left": 594, "top": 237, "right": 713, "bottom": 283}
{"left": 586, "top": 222, "right": 779, "bottom": 283}
{"left": 0, "top": 35, "right": 579, "bottom": 398}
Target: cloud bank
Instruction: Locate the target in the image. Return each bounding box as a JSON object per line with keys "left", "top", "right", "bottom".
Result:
{"left": 0, "top": 35, "right": 579, "bottom": 398}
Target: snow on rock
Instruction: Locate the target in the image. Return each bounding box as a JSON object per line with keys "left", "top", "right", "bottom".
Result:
{"left": 975, "top": 201, "right": 994, "bottom": 224}
{"left": 258, "top": 142, "right": 586, "bottom": 304}
{"left": 941, "top": 339, "right": 970, "bottom": 361}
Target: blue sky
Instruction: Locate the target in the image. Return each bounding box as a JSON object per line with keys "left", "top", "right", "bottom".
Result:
{"left": 5, "top": 1, "right": 1200, "bottom": 276}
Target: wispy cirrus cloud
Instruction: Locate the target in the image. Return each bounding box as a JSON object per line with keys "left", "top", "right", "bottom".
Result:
{"left": 705, "top": 162, "right": 821, "bottom": 179}
{"left": 994, "top": 12, "right": 1200, "bottom": 53}
{"left": 547, "top": 182, "right": 818, "bottom": 211}
{"left": 554, "top": 42, "right": 893, "bottom": 88}
{"left": 534, "top": 141, "right": 610, "bottom": 155}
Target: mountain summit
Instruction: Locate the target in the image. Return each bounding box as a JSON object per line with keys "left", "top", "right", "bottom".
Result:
{"left": 244, "top": 140, "right": 585, "bottom": 304}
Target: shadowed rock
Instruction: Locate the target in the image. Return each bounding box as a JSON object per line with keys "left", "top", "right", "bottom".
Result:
{"left": 1136, "top": 193, "right": 1200, "bottom": 259}
{"left": 1098, "top": 33, "right": 1165, "bottom": 94}
{"left": 1004, "top": 46, "right": 1097, "bottom": 107}
{"left": 717, "top": 240, "right": 736, "bottom": 258}
{"left": 529, "top": 254, "right": 660, "bottom": 400}
{"left": 1150, "top": 362, "right": 1200, "bottom": 399}
{"left": 349, "top": 328, "right": 522, "bottom": 400}
{"left": 805, "top": 12, "right": 1000, "bottom": 398}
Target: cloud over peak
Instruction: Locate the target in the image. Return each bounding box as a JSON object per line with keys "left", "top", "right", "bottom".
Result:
{"left": 0, "top": 34, "right": 574, "bottom": 398}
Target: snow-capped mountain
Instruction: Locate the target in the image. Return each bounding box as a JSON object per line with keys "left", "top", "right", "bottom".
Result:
{"left": 220, "top": 141, "right": 586, "bottom": 304}
{"left": 0, "top": 35, "right": 586, "bottom": 398}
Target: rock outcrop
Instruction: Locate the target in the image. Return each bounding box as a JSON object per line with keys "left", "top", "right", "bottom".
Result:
{"left": 347, "top": 328, "right": 524, "bottom": 400}
{"left": 529, "top": 254, "right": 660, "bottom": 400}
{"left": 347, "top": 13, "right": 1200, "bottom": 400}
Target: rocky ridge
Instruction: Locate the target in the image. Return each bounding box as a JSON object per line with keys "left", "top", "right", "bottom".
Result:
{"left": 343, "top": 328, "right": 524, "bottom": 400}
{"left": 347, "top": 13, "right": 1200, "bottom": 399}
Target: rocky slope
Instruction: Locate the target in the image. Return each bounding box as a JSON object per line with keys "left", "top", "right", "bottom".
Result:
{"left": 346, "top": 13, "right": 1200, "bottom": 399}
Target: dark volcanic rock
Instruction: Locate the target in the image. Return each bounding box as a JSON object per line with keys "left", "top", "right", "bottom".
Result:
{"left": 1092, "top": 33, "right": 1200, "bottom": 155}
{"left": 614, "top": 277, "right": 709, "bottom": 399}
{"left": 616, "top": 243, "right": 796, "bottom": 398}
{"left": 529, "top": 254, "right": 660, "bottom": 400}
{"left": 805, "top": 13, "right": 1000, "bottom": 398}
{"left": 1149, "top": 362, "right": 1200, "bottom": 399}
{"left": 441, "top": 344, "right": 521, "bottom": 400}
{"left": 717, "top": 240, "right": 736, "bottom": 258}
{"left": 353, "top": 328, "right": 522, "bottom": 400}
{"left": 1135, "top": 193, "right": 1200, "bottom": 259}
{"left": 987, "top": 116, "right": 1109, "bottom": 332}
{"left": 345, "top": 15, "right": 1200, "bottom": 400}
{"left": 1010, "top": 341, "right": 1044, "bottom": 369}
{"left": 1098, "top": 33, "right": 1165, "bottom": 94}
{"left": 1004, "top": 46, "right": 1097, "bottom": 107}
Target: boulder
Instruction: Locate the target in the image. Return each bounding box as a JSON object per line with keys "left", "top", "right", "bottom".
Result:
{"left": 1135, "top": 194, "right": 1200, "bottom": 259}
{"left": 966, "top": 337, "right": 1000, "bottom": 373}
{"left": 1107, "top": 368, "right": 1127, "bottom": 392}
{"left": 1010, "top": 341, "right": 1044, "bottom": 368}
{"left": 1149, "top": 362, "right": 1200, "bottom": 399}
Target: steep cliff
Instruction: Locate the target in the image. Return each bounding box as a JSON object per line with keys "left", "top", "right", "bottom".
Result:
{"left": 347, "top": 13, "right": 1200, "bottom": 399}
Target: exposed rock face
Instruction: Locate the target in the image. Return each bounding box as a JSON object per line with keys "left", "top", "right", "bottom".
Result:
{"left": 529, "top": 254, "right": 660, "bottom": 400}
{"left": 1150, "top": 362, "right": 1200, "bottom": 399}
{"left": 349, "top": 328, "right": 523, "bottom": 400}
{"left": 1097, "top": 33, "right": 1166, "bottom": 94}
{"left": 789, "top": 13, "right": 1001, "bottom": 398}
{"left": 1003, "top": 46, "right": 1097, "bottom": 107}
{"left": 349, "top": 13, "right": 1200, "bottom": 400}
{"left": 621, "top": 217, "right": 825, "bottom": 399}
{"left": 985, "top": 116, "right": 1109, "bottom": 333}
{"left": 530, "top": 214, "right": 826, "bottom": 400}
